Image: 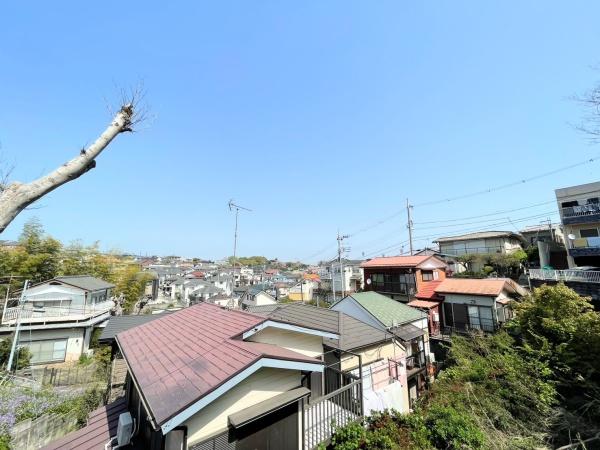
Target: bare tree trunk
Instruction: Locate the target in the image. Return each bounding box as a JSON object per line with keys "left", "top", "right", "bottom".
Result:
{"left": 0, "top": 104, "right": 134, "bottom": 234}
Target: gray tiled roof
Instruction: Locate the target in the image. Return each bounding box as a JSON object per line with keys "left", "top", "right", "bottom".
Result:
{"left": 244, "top": 304, "right": 280, "bottom": 315}
{"left": 99, "top": 313, "right": 172, "bottom": 343}
{"left": 266, "top": 303, "right": 394, "bottom": 351}
{"left": 53, "top": 276, "right": 115, "bottom": 291}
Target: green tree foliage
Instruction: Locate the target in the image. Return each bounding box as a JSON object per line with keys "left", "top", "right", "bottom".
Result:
{"left": 0, "top": 219, "right": 62, "bottom": 296}
{"left": 511, "top": 283, "right": 600, "bottom": 440}
{"left": 0, "top": 338, "right": 31, "bottom": 370}
{"left": 115, "top": 265, "right": 153, "bottom": 313}
{"left": 228, "top": 255, "right": 269, "bottom": 266}
{"left": 59, "top": 240, "right": 116, "bottom": 282}
{"left": 0, "top": 221, "right": 154, "bottom": 317}
{"left": 330, "top": 332, "right": 555, "bottom": 449}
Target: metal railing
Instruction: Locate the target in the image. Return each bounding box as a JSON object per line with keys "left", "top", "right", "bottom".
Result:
{"left": 304, "top": 380, "right": 362, "bottom": 449}
{"left": 562, "top": 203, "right": 600, "bottom": 219}
{"left": 442, "top": 317, "right": 498, "bottom": 335}
{"left": 406, "top": 350, "right": 426, "bottom": 370}
{"left": 2, "top": 300, "right": 114, "bottom": 324}
{"left": 529, "top": 269, "right": 600, "bottom": 284}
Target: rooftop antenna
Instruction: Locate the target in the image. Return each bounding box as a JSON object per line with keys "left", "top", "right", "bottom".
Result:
{"left": 228, "top": 200, "right": 252, "bottom": 282}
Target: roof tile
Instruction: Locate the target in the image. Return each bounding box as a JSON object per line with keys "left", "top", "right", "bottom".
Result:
{"left": 434, "top": 278, "right": 524, "bottom": 296}
{"left": 117, "top": 303, "right": 319, "bottom": 426}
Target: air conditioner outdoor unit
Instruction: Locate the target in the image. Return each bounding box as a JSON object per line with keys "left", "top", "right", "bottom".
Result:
{"left": 117, "top": 412, "right": 133, "bottom": 446}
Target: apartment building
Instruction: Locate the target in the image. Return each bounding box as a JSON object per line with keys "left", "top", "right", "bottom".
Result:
{"left": 556, "top": 181, "right": 600, "bottom": 268}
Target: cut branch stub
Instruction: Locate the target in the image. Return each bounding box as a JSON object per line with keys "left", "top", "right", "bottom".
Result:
{"left": 0, "top": 105, "right": 134, "bottom": 233}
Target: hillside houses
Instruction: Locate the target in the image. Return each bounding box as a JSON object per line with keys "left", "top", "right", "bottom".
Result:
{"left": 0, "top": 276, "right": 114, "bottom": 365}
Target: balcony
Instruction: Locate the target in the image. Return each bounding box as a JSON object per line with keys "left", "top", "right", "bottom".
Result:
{"left": 1, "top": 300, "right": 114, "bottom": 326}
{"left": 568, "top": 237, "right": 600, "bottom": 257}
{"left": 406, "top": 350, "right": 427, "bottom": 378}
{"left": 529, "top": 269, "right": 600, "bottom": 284}
{"left": 561, "top": 203, "right": 600, "bottom": 225}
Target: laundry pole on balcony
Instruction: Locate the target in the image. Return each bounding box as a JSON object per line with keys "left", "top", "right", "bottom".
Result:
{"left": 7, "top": 280, "right": 30, "bottom": 373}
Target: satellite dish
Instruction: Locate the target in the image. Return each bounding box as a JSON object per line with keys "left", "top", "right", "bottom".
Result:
{"left": 568, "top": 234, "right": 576, "bottom": 240}
{"left": 366, "top": 278, "right": 372, "bottom": 285}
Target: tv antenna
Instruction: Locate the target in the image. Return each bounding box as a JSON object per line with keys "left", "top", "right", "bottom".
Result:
{"left": 228, "top": 200, "right": 252, "bottom": 273}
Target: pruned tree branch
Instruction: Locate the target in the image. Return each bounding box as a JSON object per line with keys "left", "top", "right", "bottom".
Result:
{"left": 0, "top": 102, "right": 137, "bottom": 234}
{"left": 573, "top": 79, "right": 600, "bottom": 143}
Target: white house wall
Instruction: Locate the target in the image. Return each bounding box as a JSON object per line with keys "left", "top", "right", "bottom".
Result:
{"left": 330, "top": 297, "right": 383, "bottom": 330}
{"left": 18, "top": 327, "right": 87, "bottom": 363}
{"left": 254, "top": 292, "right": 276, "bottom": 306}
{"left": 25, "top": 285, "right": 85, "bottom": 307}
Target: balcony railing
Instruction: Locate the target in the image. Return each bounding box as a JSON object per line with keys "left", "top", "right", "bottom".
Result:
{"left": 442, "top": 317, "right": 498, "bottom": 335}
{"left": 562, "top": 203, "right": 600, "bottom": 219}
{"left": 406, "top": 350, "right": 426, "bottom": 370}
{"left": 529, "top": 269, "right": 600, "bottom": 284}
{"left": 2, "top": 300, "right": 114, "bottom": 325}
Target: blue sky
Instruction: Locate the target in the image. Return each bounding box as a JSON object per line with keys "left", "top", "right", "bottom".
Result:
{"left": 1, "top": 2, "right": 600, "bottom": 262}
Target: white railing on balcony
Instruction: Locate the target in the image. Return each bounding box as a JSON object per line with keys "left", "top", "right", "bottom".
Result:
{"left": 2, "top": 300, "right": 114, "bottom": 324}
{"left": 529, "top": 269, "right": 600, "bottom": 284}
{"left": 562, "top": 203, "right": 600, "bottom": 219}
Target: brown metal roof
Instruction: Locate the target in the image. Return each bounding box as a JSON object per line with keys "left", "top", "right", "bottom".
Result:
{"left": 116, "top": 303, "right": 320, "bottom": 427}
{"left": 434, "top": 278, "right": 524, "bottom": 296}
{"left": 407, "top": 299, "right": 440, "bottom": 309}
{"left": 361, "top": 255, "right": 431, "bottom": 268}
{"left": 42, "top": 397, "right": 128, "bottom": 450}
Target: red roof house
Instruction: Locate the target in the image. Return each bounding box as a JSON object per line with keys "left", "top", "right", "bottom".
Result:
{"left": 113, "top": 303, "right": 334, "bottom": 449}
{"left": 361, "top": 255, "right": 447, "bottom": 301}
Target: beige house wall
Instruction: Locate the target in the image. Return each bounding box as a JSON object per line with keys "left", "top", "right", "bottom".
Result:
{"left": 183, "top": 368, "right": 302, "bottom": 446}
{"left": 248, "top": 328, "right": 324, "bottom": 358}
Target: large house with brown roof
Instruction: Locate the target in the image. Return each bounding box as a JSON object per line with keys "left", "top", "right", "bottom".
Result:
{"left": 361, "top": 255, "right": 448, "bottom": 302}
{"left": 433, "top": 278, "right": 527, "bottom": 333}
{"left": 47, "top": 303, "right": 344, "bottom": 450}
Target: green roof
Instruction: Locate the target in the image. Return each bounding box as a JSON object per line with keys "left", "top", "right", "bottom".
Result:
{"left": 348, "top": 291, "right": 426, "bottom": 327}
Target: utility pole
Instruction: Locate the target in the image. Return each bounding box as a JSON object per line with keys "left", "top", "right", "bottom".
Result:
{"left": 337, "top": 232, "right": 350, "bottom": 298}
{"left": 406, "top": 199, "right": 414, "bottom": 256}
{"left": 7, "top": 280, "right": 29, "bottom": 373}
{"left": 331, "top": 262, "right": 336, "bottom": 304}
{"left": 1, "top": 274, "right": 15, "bottom": 325}
{"left": 228, "top": 200, "right": 252, "bottom": 286}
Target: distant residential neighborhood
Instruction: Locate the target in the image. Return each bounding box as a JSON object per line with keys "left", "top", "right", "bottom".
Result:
{"left": 0, "top": 179, "right": 598, "bottom": 449}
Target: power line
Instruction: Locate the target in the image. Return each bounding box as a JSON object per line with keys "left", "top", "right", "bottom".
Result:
{"left": 411, "top": 211, "right": 559, "bottom": 241}
{"left": 357, "top": 211, "right": 557, "bottom": 259}
{"left": 299, "top": 154, "right": 598, "bottom": 262}
{"left": 413, "top": 210, "right": 557, "bottom": 231}
{"left": 413, "top": 154, "right": 600, "bottom": 208}
{"left": 362, "top": 239, "right": 410, "bottom": 259}
{"left": 412, "top": 200, "right": 557, "bottom": 225}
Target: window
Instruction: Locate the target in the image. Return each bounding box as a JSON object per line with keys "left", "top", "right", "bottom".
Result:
{"left": 467, "top": 306, "right": 494, "bottom": 332}
{"left": 587, "top": 197, "right": 600, "bottom": 204}
{"left": 580, "top": 228, "right": 599, "bottom": 238}
{"left": 562, "top": 201, "right": 579, "bottom": 208}
{"left": 421, "top": 271, "right": 434, "bottom": 281}
{"left": 22, "top": 339, "right": 68, "bottom": 364}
